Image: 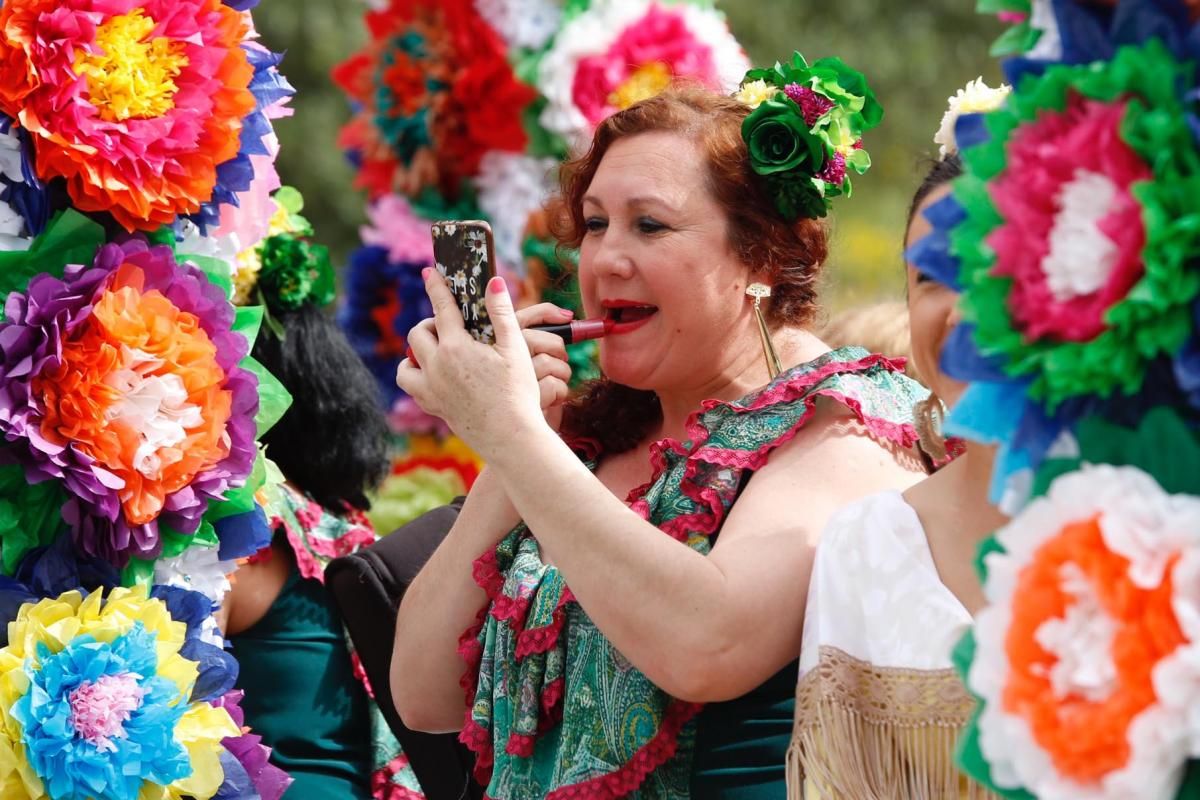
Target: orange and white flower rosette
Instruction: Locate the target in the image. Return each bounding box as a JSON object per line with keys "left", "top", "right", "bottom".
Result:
{"left": 967, "top": 464, "right": 1200, "bottom": 800}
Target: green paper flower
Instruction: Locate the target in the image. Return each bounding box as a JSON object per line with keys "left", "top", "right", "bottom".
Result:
{"left": 743, "top": 99, "right": 825, "bottom": 176}
{"left": 976, "top": 0, "right": 1039, "bottom": 55}
{"left": 951, "top": 40, "right": 1200, "bottom": 410}
{"left": 0, "top": 463, "right": 67, "bottom": 575}
{"left": 256, "top": 233, "right": 337, "bottom": 312}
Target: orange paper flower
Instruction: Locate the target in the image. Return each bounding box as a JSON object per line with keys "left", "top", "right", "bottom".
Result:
{"left": 0, "top": 0, "right": 256, "bottom": 231}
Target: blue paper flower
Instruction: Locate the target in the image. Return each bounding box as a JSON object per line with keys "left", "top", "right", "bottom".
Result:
{"left": 12, "top": 624, "right": 191, "bottom": 800}
{"left": 338, "top": 244, "right": 432, "bottom": 407}
{"left": 188, "top": 46, "right": 297, "bottom": 233}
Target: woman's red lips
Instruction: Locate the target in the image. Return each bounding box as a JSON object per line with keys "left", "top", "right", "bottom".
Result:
{"left": 602, "top": 302, "right": 658, "bottom": 334}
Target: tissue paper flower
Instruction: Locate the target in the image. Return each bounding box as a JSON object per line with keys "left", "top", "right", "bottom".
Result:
{"left": 332, "top": 0, "right": 537, "bottom": 200}
{"left": 0, "top": 227, "right": 260, "bottom": 565}
{"left": 537, "top": 0, "right": 749, "bottom": 144}
{"left": 153, "top": 544, "right": 235, "bottom": 607}
{"left": 474, "top": 0, "right": 562, "bottom": 50}
{"left": 0, "top": 118, "right": 40, "bottom": 251}
{"left": 0, "top": 586, "right": 242, "bottom": 800}
{"left": 0, "top": 0, "right": 291, "bottom": 232}
{"left": 961, "top": 460, "right": 1200, "bottom": 800}
{"left": 933, "top": 77, "right": 1010, "bottom": 158}
{"left": 339, "top": 196, "right": 435, "bottom": 405}
{"left": 476, "top": 153, "right": 557, "bottom": 271}
{"left": 948, "top": 40, "right": 1200, "bottom": 412}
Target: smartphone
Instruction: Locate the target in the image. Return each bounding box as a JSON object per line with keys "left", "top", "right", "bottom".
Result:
{"left": 430, "top": 220, "right": 496, "bottom": 344}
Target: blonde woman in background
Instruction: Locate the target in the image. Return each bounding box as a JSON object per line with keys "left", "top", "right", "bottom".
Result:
{"left": 820, "top": 301, "right": 918, "bottom": 381}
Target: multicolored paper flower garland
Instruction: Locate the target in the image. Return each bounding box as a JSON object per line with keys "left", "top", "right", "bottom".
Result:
{"left": 905, "top": 2, "right": 1200, "bottom": 798}
{"left": 0, "top": 0, "right": 299, "bottom": 796}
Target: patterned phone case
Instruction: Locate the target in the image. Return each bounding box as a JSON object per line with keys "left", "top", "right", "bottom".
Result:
{"left": 430, "top": 220, "right": 496, "bottom": 344}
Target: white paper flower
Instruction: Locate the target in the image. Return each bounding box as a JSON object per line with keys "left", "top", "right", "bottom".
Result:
{"left": 1028, "top": 0, "right": 1063, "bottom": 61}
{"left": 477, "top": 152, "right": 557, "bottom": 272}
{"left": 969, "top": 464, "right": 1200, "bottom": 800}
{"left": 154, "top": 543, "right": 237, "bottom": 609}
{"left": 934, "top": 77, "right": 1011, "bottom": 158}
{"left": 0, "top": 124, "right": 31, "bottom": 251}
{"left": 475, "top": 0, "right": 561, "bottom": 50}
{"left": 537, "top": 0, "right": 749, "bottom": 147}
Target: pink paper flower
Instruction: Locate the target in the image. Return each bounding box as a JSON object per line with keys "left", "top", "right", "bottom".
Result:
{"left": 537, "top": 0, "right": 748, "bottom": 144}
{"left": 986, "top": 96, "right": 1151, "bottom": 343}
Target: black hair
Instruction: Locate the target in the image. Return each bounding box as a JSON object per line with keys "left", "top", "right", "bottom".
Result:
{"left": 905, "top": 154, "right": 964, "bottom": 236}
{"left": 252, "top": 304, "right": 390, "bottom": 511}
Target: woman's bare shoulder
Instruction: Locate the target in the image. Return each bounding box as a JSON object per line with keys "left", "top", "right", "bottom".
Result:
{"left": 719, "top": 396, "right": 925, "bottom": 547}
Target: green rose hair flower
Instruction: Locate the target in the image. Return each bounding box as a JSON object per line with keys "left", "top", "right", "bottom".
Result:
{"left": 736, "top": 52, "right": 882, "bottom": 220}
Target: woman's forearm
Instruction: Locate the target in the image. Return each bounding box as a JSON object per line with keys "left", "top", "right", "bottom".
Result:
{"left": 391, "top": 466, "right": 521, "bottom": 732}
{"left": 487, "top": 423, "right": 744, "bottom": 701}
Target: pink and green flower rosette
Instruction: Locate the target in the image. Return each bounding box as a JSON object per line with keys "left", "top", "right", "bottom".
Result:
{"left": 738, "top": 52, "right": 883, "bottom": 220}
{"left": 0, "top": 210, "right": 289, "bottom": 576}
{"left": 950, "top": 39, "right": 1200, "bottom": 412}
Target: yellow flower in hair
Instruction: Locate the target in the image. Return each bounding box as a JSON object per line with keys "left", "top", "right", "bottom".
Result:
{"left": 935, "top": 77, "right": 1011, "bottom": 158}
{"left": 735, "top": 79, "right": 775, "bottom": 109}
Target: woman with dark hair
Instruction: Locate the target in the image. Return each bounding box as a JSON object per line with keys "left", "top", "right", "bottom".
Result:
{"left": 787, "top": 79, "right": 1010, "bottom": 799}
{"left": 218, "top": 204, "right": 410, "bottom": 800}
{"left": 391, "top": 59, "right": 930, "bottom": 798}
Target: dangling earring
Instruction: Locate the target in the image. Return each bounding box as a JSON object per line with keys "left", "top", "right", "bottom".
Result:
{"left": 914, "top": 393, "right": 948, "bottom": 464}
{"left": 746, "top": 283, "right": 782, "bottom": 379}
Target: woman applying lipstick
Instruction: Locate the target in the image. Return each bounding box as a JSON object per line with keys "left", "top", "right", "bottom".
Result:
{"left": 391, "top": 69, "right": 929, "bottom": 799}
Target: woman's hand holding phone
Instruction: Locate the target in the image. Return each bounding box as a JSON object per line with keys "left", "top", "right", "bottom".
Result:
{"left": 398, "top": 272, "right": 575, "bottom": 440}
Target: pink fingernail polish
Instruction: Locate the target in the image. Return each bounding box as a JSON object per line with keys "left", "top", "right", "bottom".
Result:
{"left": 422, "top": 267, "right": 432, "bottom": 280}
{"left": 488, "top": 277, "right": 506, "bottom": 294}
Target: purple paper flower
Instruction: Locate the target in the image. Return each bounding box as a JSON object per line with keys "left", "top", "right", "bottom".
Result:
{"left": 213, "top": 691, "right": 293, "bottom": 800}
{"left": 0, "top": 239, "right": 259, "bottom": 565}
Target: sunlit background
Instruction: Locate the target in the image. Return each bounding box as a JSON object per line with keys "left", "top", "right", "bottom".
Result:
{"left": 255, "top": 1, "right": 1004, "bottom": 315}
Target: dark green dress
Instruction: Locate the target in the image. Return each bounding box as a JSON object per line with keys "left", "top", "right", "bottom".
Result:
{"left": 691, "top": 662, "right": 798, "bottom": 798}
{"left": 229, "top": 559, "right": 374, "bottom": 799}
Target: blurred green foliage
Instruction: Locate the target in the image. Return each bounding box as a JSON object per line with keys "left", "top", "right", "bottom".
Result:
{"left": 253, "top": 1, "right": 1003, "bottom": 312}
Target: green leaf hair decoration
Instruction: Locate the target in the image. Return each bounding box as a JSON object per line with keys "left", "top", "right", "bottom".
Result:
{"left": 734, "top": 52, "right": 883, "bottom": 220}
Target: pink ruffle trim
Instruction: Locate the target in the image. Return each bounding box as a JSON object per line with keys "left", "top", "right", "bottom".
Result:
{"left": 273, "top": 502, "right": 377, "bottom": 583}
{"left": 544, "top": 700, "right": 704, "bottom": 800}
{"left": 460, "top": 715, "right": 495, "bottom": 787}
{"left": 371, "top": 754, "right": 426, "bottom": 800}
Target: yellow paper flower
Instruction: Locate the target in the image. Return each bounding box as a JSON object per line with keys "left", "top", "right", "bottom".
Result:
{"left": 935, "top": 77, "right": 1011, "bottom": 157}
{"left": 735, "top": 78, "right": 774, "bottom": 109}
{"left": 0, "top": 587, "right": 240, "bottom": 800}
